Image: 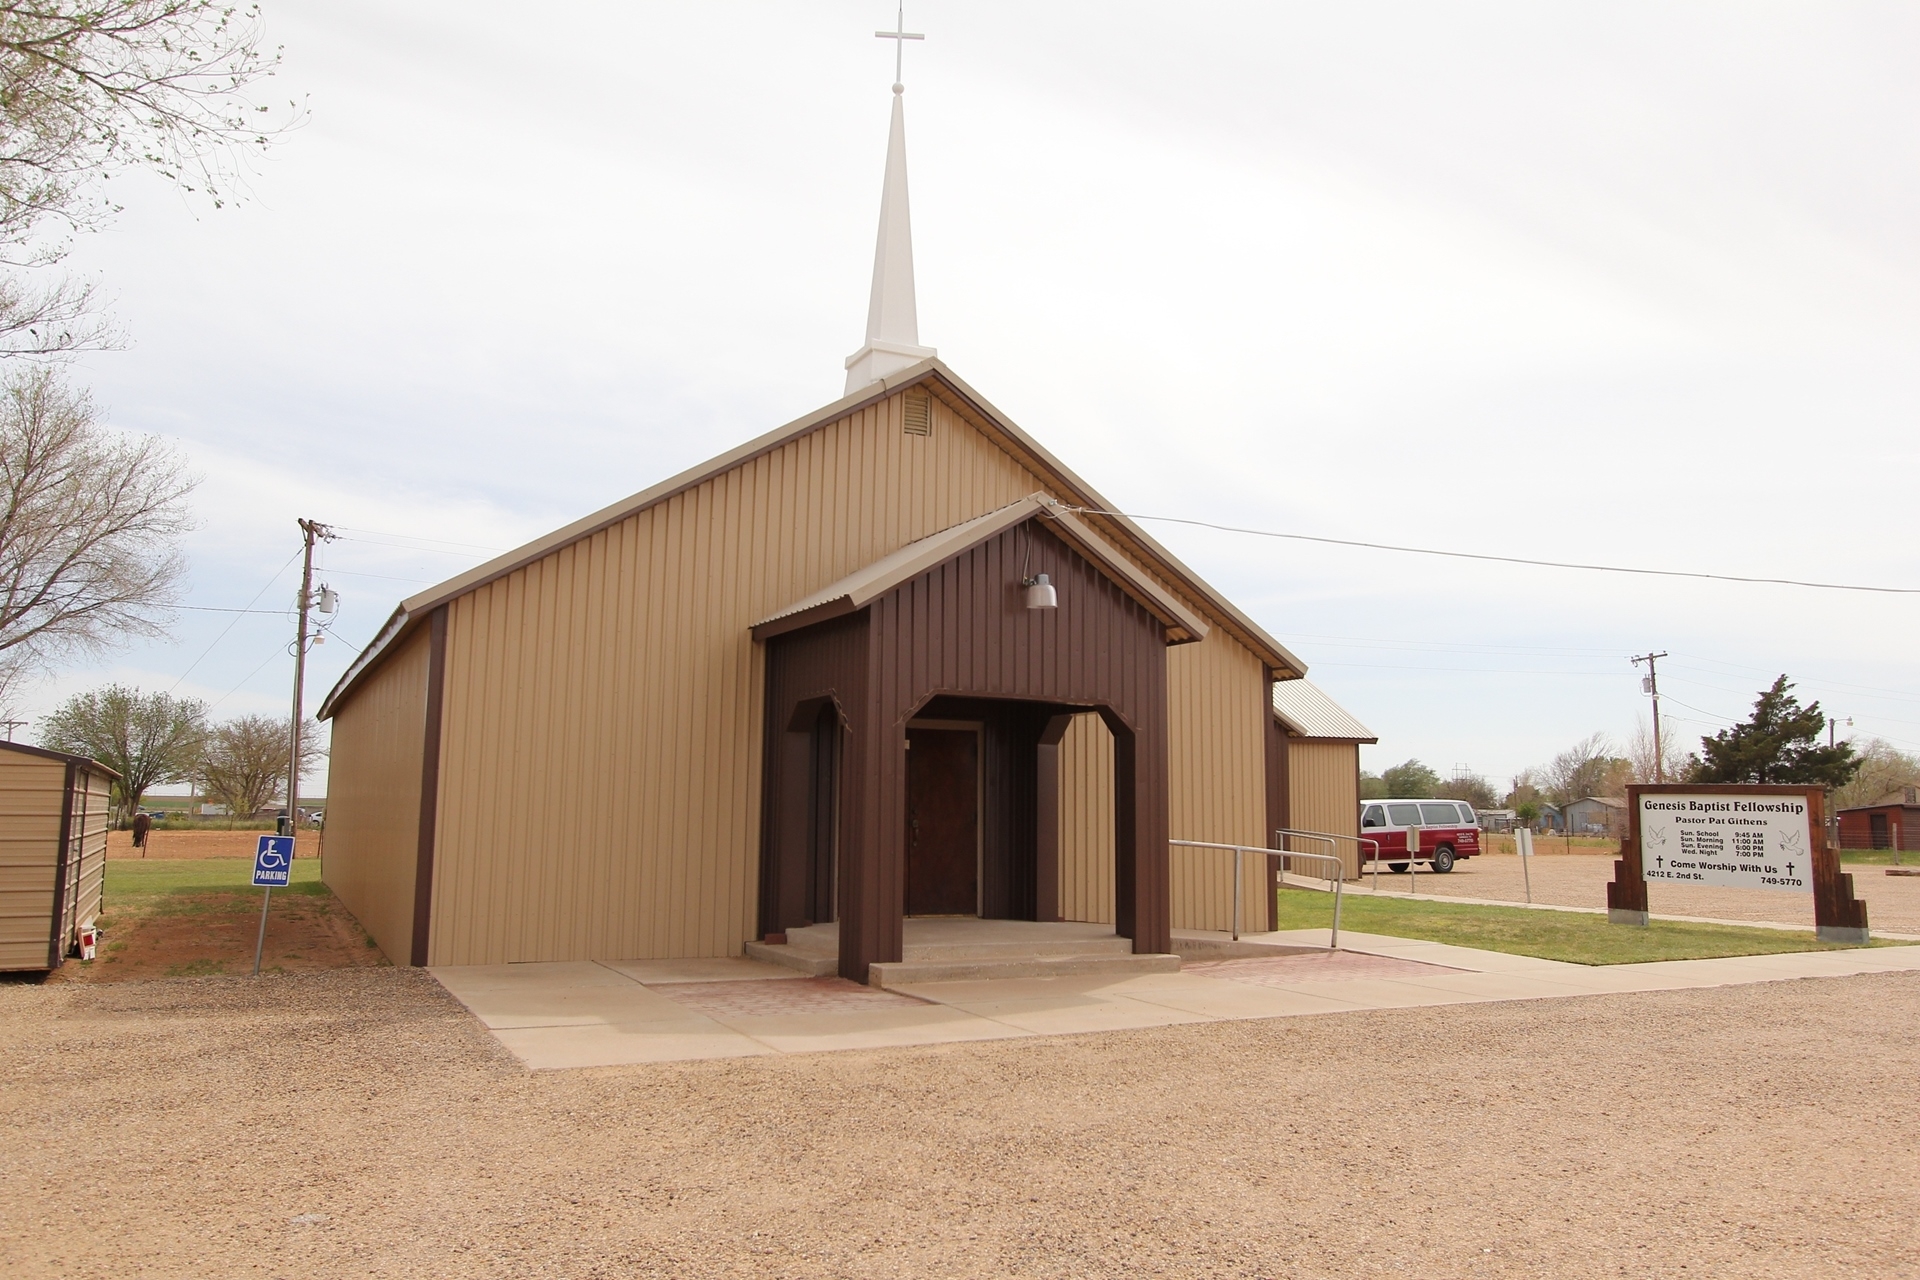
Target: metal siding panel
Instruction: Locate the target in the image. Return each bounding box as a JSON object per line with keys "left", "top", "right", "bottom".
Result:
{"left": 323, "top": 626, "right": 430, "bottom": 963}
{"left": 1166, "top": 633, "right": 1268, "bottom": 931}
{"left": 1058, "top": 712, "right": 1115, "bottom": 924}
{"left": 1289, "top": 740, "right": 1363, "bottom": 877}
{"left": 0, "top": 753, "right": 64, "bottom": 969}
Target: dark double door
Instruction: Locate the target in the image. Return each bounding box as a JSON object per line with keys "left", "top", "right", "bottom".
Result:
{"left": 906, "top": 727, "right": 978, "bottom": 915}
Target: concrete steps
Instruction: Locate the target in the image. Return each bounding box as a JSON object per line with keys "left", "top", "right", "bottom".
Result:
{"left": 745, "top": 920, "right": 1181, "bottom": 987}
{"left": 869, "top": 951, "right": 1181, "bottom": 988}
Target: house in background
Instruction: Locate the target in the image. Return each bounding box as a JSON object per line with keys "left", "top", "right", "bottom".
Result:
{"left": 1837, "top": 787, "right": 1920, "bottom": 851}
{"left": 1564, "top": 795, "right": 1627, "bottom": 837}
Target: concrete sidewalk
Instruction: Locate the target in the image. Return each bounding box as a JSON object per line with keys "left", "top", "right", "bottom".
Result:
{"left": 1289, "top": 873, "right": 1920, "bottom": 941}
{"left": 432, "top": 932, "right": 1920, "bottom": 1070}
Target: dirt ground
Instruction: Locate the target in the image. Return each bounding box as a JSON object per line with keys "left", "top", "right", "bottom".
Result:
{"left": 3, "top": 967, "right": 1917, "bottom": 1279}
{"left": 1356, "top": 851, "right": 1920, "bottom": 933}
{"left": 109, "top": 829, "right": 323, "bottom": 859}
{"left": 55, "top": 893, "right": 387, "bottom": 983}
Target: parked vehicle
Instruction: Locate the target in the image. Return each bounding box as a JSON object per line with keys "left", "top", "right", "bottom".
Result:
{"left": 1359, "top": 798, "right": 1482, "bottom": 873}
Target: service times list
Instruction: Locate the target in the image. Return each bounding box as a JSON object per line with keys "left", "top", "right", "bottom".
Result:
{"left": 1636, "top": 794, "right": 1813, "bottom": 893}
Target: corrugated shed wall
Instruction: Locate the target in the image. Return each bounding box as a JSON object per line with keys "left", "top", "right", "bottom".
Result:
{"left": 63, "top": 768, "right": 110, "bottom": 942}
{"left": 323, "top": 626, "right": 430, "bottom": 964}
{"left": 1057, "top": 712, "right": 1114, "bottom": 924}
{"left": 1166, "top": 634, "right": 1270, "bottom": 931}
{"left": 427, "top": 393, "right": 1048, "bottom": 965}
{"left": 0, "top": 752, "right": 64, "bottom": 969}
{"left": 1288, "top": 740, "right": 1362, "bottom": 877}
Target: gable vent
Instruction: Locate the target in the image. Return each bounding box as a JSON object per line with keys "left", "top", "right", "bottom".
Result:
{"left": 902, "top": 389, "right": 931, "bottom": 436}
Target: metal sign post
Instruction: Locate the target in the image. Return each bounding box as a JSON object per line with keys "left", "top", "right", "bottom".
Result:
{"left": 1516, "top": 825, "right": 1534, "bottom": 903}
{"left": 251, "top": 835, "right": 295, "bottom": 976}
{"left": 1406, "top": 825, "right": 1420, "bottom": 894}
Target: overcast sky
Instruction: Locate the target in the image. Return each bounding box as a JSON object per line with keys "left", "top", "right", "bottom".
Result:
{"left": 28, "top": 1, "right": 1920, "bottom": 794}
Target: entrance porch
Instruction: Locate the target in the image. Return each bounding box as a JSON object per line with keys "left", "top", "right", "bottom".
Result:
{"left": 747, "top": 918, "right": 1182, "bottom": 988}
{"left": 751, "top": 498, "right": 1212, "bottom": 982}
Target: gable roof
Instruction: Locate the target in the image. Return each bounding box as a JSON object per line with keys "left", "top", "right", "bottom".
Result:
{"left": 1840, "top": 786, "right": 1920, "bottom": 812}
{"left": 0, "top": 739, "right": 121, "bottom": 779}
{"left": 322, "top": 358, "right": 1305, "bottom": 718}
{"left": 1270, "top": 679, "right": 1376, "bottom": 742}
{"left": 750, "top": 495, "right": 1211, "bottom": 642}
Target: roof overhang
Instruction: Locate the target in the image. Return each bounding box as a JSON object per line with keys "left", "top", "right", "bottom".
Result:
{"left": 0, "top": 739, "right": 122, "bottom": 779}
{"left": 1270, "top": 677, "right": 1377, "bottom": 743}
{"left": 750, "top": 494, "right": 1211, "bottom": 643}
{"left": 322, "top": 358, "right": 1306, "bottom": 718}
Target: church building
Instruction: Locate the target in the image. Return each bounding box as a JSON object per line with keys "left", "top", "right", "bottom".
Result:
{"left": 319, "top": 66, "right": 1369, "bottom": 983}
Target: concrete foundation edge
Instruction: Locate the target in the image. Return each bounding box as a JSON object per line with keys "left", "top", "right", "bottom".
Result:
{"left": 1608, "top": 909, "right": 1650, "bottom": 926}
{"left": 1815, "top": 925, "right": 1870, "bottom": 945}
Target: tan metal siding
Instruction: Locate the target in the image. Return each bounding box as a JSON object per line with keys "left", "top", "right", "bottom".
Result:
{"left": 1288, "top": 739, "right": 1363, "bottom": 877}
{"left": 0, "top": 752, "right": 64, "bottom": 968}
{"left": 322, "top": 625, "right": 430, "bottom": 963}
{"left": 63, "top": 768, "right": 111, "bottom": 942}
{"left": 427, "top": 394, "right": 1049, "bottom": 965}
{"left": 1166, "top": 633, "right": 1270, "bottom": 931}
{"left": 1056, "top": 711, "right": 1114, "bottom": 924}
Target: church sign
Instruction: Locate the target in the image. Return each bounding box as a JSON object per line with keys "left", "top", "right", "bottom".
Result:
{"left": 1637, "top": 793, "right": 1811, "bottom": 892}
{"left": 1607, "top": 783, "right": 1869, "bottom": 943}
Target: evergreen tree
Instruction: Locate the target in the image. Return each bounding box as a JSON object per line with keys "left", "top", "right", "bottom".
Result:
{"left": 1693, "top": 675, "right": 1860, "bottom": 787}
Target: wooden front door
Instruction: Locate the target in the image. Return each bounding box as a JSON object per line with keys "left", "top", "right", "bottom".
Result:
{"left": 906, "top": 727, "right": 978, "bottom": 915}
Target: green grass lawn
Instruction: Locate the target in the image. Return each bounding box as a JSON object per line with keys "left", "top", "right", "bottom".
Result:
{"left": 102, "top": 857, "right": 327, "bottom": 920}
{"left": 1273, "top": 887, "right": 1907, "bottom": 966}
{"left": 1839, "top": 850, "right": 1916, "bottom": 866}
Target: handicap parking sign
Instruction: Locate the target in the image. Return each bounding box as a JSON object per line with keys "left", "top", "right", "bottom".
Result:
{"left": 252, "top": 835, "right": 296, "bottom": 888}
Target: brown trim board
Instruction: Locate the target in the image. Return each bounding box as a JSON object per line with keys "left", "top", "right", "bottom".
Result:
{"left": 1263, "top": 669, "right": 1289, "bottom": 933}
{"left": 410, "top": 606, "right": 449, "bottom": 967}
{"left": 47, "top": 759, "right": 77, "bottom": 970}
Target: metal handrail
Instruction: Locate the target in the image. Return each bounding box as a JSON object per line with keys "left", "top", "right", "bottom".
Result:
{"left": 1170, "top": 838, "right": 1344, "bottom": 948}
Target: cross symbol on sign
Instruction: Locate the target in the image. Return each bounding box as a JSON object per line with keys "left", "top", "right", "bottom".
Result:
{"left": 876, "top": 2, "right": 924, "bottom": 87}
{"left": 1655, "top": 855, "right": 1664, "bottom": 870}
{"left": 1785, "top": 862, "right": 1795, "bottom": 877}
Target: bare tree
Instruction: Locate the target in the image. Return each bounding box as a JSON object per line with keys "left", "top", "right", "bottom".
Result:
{"left": 0, "top": 1, "right": 302, "bottom": 353}
{"left": 1626, "top": 716, "right": 1688, "bottom": 786}
{"left": 1543, "top": 732, "right": 1621, "bottom": 806}
{"left": 1831, "top": 738, "right": 1920, "bottom": 812}
{"left": 198, "top": 712, "right": 319, "bottom": 818}
{"left": 39, "top": 681, "right": 203, "bottom": 820}
{"left": 0, "top": 365, "right": 194, "bottom": 671}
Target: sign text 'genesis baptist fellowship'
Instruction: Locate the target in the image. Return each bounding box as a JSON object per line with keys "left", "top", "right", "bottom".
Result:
{"left": 1635, "top": 794, "right": 1812, "bottom": 893}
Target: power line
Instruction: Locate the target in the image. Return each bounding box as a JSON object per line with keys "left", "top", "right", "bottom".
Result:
{"left": 1309, "top": 661, "right": 1623, "bottom": 677}
{"left": 1054, "top": 503, "right": 1920, "bottom": 595}
{"left": 168, "top": 549, "right": 303, "bottom": 693}
{"left": 331, "top": 527, "right": 508, "bottom": 555}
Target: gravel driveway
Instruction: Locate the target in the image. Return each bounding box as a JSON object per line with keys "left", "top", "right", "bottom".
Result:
{"left": 1353, "top": 851, "right": 1920, "bottom": 933}
{"left": 5, "top": 967, "right": 1916, "bottom": 1278}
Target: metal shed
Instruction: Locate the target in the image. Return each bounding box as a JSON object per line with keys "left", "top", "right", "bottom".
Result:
{"left": 1269, "top": 678, "right": 1377, "bottom": 880}
{"left": 1837, "top": 787, "right": 1919, "bottom": 851}
{"left": 0, "top": 741, "right": 117, "bottom": 972}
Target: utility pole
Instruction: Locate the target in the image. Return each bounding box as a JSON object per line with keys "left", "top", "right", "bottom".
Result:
{"left": 0, "top": 719, "right": 23, "bottom": 742}
{"left": 1630, "top": 651, "right": 1669, "bottom": 782}
{"left": 284, "top": 519, "right": 335, "bottom": 845}
{"left": 1829, "top": 715, "right": 1851, "bottom": 749}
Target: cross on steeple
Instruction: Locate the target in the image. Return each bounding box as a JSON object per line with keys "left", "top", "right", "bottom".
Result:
{"left": 876, "top": 2, "right": 924, "bottom": 90}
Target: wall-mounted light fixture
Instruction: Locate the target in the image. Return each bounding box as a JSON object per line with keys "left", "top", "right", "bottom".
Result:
{"left": 1024, "top": 573, "right": 1057, "bottom": 610}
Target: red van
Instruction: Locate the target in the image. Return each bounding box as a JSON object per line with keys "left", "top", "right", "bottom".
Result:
{"left": 1358, "top": 799, "right": 1481, "bottom": 873}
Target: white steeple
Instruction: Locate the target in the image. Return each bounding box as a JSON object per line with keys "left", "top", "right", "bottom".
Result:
{"left": 845, "top": 9, "right": 935, "bottom": 394}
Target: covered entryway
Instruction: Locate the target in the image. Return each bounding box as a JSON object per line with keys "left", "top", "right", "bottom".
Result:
{"left": 752, "top": 495, "right": 1213, "bottom": 982}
